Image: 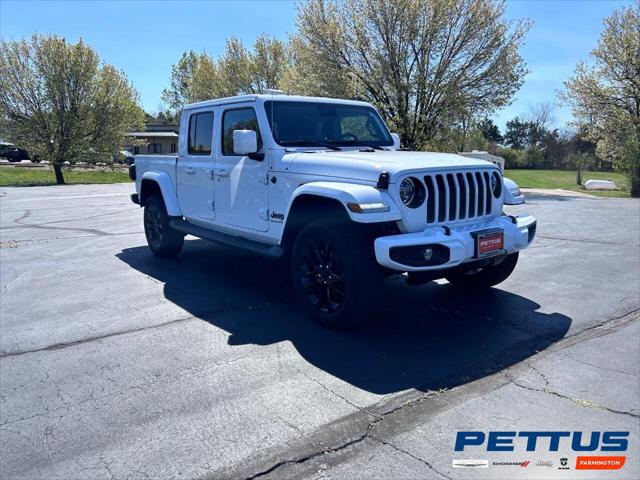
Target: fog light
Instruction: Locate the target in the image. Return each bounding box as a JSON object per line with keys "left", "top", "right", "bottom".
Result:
{"left": 389, "top": 244, "right": 450, "bottom": 267}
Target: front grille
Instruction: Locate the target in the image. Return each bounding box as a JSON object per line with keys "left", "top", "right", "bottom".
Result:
{"left": 423, "top": 170, "right": 493, "bottom": 224}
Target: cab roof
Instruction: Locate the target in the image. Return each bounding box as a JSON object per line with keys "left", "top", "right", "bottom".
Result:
{"left": 184, "top": 94, "right": 373, "bottom": 111}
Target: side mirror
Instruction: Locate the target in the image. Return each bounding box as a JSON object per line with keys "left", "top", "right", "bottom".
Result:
{"left": 233, "top": 130, "right": 258, "bottom": 155}
{"left": 391, "top": 133, "right": 401, "bottom": 150}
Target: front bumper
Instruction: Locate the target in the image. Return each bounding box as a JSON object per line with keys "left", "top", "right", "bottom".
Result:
{"left": 374, "top": 214, "right": 536, "bottom": 272}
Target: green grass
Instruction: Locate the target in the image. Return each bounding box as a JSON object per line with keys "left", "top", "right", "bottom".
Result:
{"left": 0, "top": 167, "right": 131, "bottom": 186}
{"left": 0, "top": 165, "right": 632, "bottom": 198}
{"left": 504, "top": 169, "right": 630, "bottom": 198}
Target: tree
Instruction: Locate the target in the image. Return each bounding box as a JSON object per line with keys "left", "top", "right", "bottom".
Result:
{"left": 160, "top": 50, "right": 203, "bottom": 115}
{"left": 161, "top": 35, "right": 290, "bottom": 116}
{"left": 145, "top": 110, "right": 178, "bottom": 125}
{"left": 289, "top": 0, "right": 530, "bottom": 150}
{"left": 525, "top": 101, "right": 555, "bottom": 147}
{"left": 562, "top": 4, "right": 640, "bottom": 196}
{"left": 504, "top": 117, "right": 530, "bottom": 149}
{"left": 478, "top": 118, "right": 503, "bottom": 143}
{"left": 0, "top": 35, "right": 143, "bottom": 184}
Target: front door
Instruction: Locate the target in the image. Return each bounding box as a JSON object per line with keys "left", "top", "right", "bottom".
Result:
{"left": 214, "top": 105, "right": 269, "bottom": 232}
{"left": 177, "top": 109, "right": 215, "bottom": 223}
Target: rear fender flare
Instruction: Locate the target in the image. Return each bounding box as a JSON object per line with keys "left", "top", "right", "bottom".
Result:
{"left": 140, "top": 171, "right": 181, "bottom": 216}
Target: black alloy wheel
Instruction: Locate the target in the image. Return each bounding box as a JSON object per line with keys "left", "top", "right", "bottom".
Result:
{"left": 144, "top": 202, "right": 163, "bottom": 250}
{"left": 299, "top": 237, "right": 347, "bottom": 313}
{"left": 291, "top": 219, "right": 383, "bottom": 328}
{"left": 143, "top": 195, "right": 184, "bottom": 257}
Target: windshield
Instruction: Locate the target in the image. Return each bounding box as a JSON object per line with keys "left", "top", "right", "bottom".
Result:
{"left": 264, "top": 101, "right": 393, "bottom": 148}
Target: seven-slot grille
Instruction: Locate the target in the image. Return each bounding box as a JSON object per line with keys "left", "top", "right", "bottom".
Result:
{"left": 423, "top": 170, "right": 494, "bottom": 224}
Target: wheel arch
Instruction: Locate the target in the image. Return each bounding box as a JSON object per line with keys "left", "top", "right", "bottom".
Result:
{"left": 281, "top": 194, "right": 349, "bottom": 249}
{"left": 139, "top": 171, "right": 181, "bottom": 216}
{"left": 280, "top": 182, "right": 402, "bottom": 249}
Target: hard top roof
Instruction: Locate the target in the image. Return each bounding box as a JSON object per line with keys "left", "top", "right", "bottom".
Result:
{"left": 184, "top": 94, "right": 373, "bottom": 111}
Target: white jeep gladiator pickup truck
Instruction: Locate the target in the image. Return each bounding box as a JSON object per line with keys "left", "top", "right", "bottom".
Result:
{"left": 130, "top": 94, "right": 536, "bottom": 328}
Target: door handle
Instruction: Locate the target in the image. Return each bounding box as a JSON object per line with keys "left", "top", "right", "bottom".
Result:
{"left": 214, "top": 169, "right": 230, "bottom": 177}
{"left": 183, "top": 167, "right": 195, "bottom": 174}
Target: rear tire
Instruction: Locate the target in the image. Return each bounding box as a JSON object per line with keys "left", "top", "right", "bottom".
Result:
{"left": 144, "top": 195, "right": 184, "bottom": 257}
{"left": 446, "top": 252, "right": 519, "bottom": 289}
{"left": 291, "top": 219, "right": 383, "bottom": 329}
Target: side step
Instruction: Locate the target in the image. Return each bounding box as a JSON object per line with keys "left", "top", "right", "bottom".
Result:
{"left": 169, "top": 218, "right": 285, "bottom": 259}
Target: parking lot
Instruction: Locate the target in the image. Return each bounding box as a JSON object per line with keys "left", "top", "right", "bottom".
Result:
{"left": 1, "top": 183, "right": 638, "bottom": 479}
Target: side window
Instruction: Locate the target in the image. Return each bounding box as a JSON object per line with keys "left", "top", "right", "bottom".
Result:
{"left": 188, "top": 111, "right": 214, "bottom": 155}
{"left": 222, "top": 108, "right": 262, "bottom": 156}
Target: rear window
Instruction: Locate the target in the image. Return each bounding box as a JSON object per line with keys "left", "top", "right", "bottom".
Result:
{"left": 188, "top": 112, "right": 214, "bottom": 155}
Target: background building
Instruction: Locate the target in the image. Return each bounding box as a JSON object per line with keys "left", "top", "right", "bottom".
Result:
{"left": 124, "top": 124, "right": 178, "bottom": 155}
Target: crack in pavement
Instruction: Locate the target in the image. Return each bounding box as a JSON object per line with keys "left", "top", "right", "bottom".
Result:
{"left": 511, "top": 379, "right": 639, "bottom": 419}
{"left": 511, "top": 361, "right": 639, "bottom": 419}
{"left": 0, "top": 412, "right": 46, "bottom": 428}
{"left": 370, "top": 435, "right": 453, "bottom": 480}
{"left": 242, "top": 389, "right": 443, "bottom": 480}
{"left": 0, "top": 315, "right": 198, "bottom": 358}
{"left": 243, "top": 429, "right": 374, "bottom": 480}
{"left": 536, "top": 234, "right": 639, "bottom": 247}
{"left": 296, "top": 368, "right": 383, "bottom": 421}
{"left": 550, "top": 349, "right": 638, "bottom": 378}
{"left": 13, "top": 209, "right": 112, "bottom": 236}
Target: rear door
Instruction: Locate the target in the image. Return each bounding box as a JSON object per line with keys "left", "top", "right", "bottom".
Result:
{"left": 177, "top": 108, "right": 215, "bottom": 223}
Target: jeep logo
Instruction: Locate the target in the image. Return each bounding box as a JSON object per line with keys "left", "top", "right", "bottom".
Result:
{"left": 270, "top": 211, "right": 285, "bottom": 222}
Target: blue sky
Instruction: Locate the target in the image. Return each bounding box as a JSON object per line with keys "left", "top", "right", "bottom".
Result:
{"left": 0, "top": 0, "right": 634, "bottom": 132}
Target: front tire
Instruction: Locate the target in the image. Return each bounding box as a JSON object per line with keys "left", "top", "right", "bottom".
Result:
{"left": 144, "top": 195, "right": 184, "bottom": 257}
{"left": 291, "top": 219, "right": 383, "bottom": 329}
{"left": 446, "top": 252, "right": 519, "bottom": 289}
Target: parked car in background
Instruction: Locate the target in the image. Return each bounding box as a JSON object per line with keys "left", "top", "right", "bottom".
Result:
{"left": 0, "top": 142, "right": 40, "bottom": 162}
{"left": 114, "top": 150, "right": 135, "bottom": 165}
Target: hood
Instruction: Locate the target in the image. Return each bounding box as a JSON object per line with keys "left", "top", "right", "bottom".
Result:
{"left": 284, "top": 150, "right": 496, "bottom": 183}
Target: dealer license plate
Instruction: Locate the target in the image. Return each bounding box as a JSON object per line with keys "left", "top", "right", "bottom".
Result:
{"left": 477, "top": 230, "right": 504, "bottom": 257}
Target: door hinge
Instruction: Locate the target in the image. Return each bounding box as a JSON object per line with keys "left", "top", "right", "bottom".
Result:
{"left": 207, "top": 200, "right": 215, "bottom": 210}
{"left": 258, "top": 173, "right": 268, "bottom": 185}
{"left": 258, "top": 208, "right": 269, "bottom": 220}
{"left": 208, "top": 169, "right": 214, "bottom": 180}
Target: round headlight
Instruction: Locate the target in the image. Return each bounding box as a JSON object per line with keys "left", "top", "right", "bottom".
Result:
{"left": 399, "top": 177, "right": 425, "bottom": 208}
{"left": 491, "top": 172, "right": 502, "bottom": 198}
{"left": 399, "top": 177, "right": 416, "bottom": 205}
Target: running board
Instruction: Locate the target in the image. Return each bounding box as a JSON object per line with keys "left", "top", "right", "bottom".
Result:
{"left": 169, "top": 219, "right": 285, "bottom": 259}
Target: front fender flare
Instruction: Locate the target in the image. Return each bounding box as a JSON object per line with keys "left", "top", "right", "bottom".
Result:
{"left": 140, "top": 171, "right": 181, "bottom": 216}
{"left": 503, "top": 177, "right": 525, "bottom": 205}
{"left": 288, "top": 182, "right": 402, "bottom": 224}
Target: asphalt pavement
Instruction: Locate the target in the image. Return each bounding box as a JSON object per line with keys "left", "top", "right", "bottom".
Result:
{"left": 0, "top": 184, "right": 638, "bottom": 480}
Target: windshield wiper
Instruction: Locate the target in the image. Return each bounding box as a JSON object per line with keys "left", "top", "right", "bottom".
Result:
{"left": 330, "top": 142, "right": 386, "bottom": 151}
{"left": 280, "top": 140, "right": 341, "bottom": 151}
